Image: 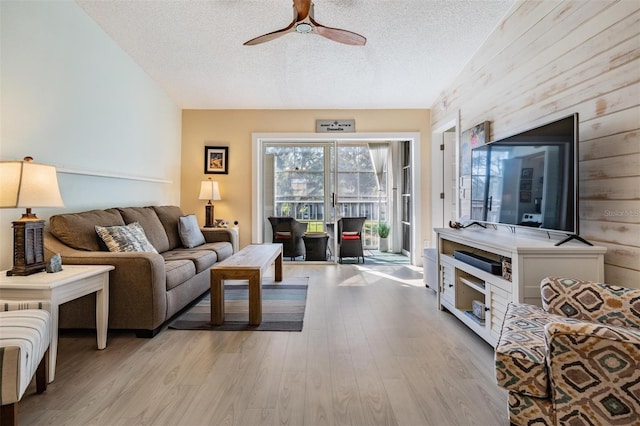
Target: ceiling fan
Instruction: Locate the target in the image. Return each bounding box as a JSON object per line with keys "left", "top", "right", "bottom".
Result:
{"left": 243, "top": 0, "right": 366, "bottom": 46}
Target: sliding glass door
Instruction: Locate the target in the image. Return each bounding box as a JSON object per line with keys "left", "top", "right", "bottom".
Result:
{"left": 262, "top": 141, "right": 390, "bottom": 261}
{"left": 263, "top": 143, "right": 333, "bottom": 261}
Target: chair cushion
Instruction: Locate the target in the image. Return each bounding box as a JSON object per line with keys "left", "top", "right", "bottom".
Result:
{"left": 178, "top": 214, "right": 206, "bottom": 248}
{"left": 275, "top": 231, "right": 292, "bottom": 240}
{"left": 495, "top": 303, "right": 581, "bottom": 397}
{"left": 95, "top": 222, "right": 158, "bottom": 253}
{"left": 341, "top": 232, "right": 360, "bottom": 240}
{"left": 0, "top": 309, "right": 51, "bottom": 404}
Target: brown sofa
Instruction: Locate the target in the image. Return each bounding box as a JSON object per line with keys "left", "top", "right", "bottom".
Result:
{"left": 43, "top": 206, "right": 237, "bottom": 337}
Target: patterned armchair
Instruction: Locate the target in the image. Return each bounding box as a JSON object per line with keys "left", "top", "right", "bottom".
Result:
{"left": 495, "top": 277, "right": 640, "bottom": 425}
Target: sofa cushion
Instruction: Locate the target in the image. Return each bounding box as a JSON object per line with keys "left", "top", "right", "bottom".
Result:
{"left": 95, "top": 222, "right": 158, "bottom": 253}
{"left": 153, "top": 206, "right": 184, "bottom": 250}
{"left": 164, "top": 259, "right": 196, "bottom": 291}
{"left": 49, "top": 208, "right": 124, "bottom": 251}
{"left": 118, "top": 207, "right": 170, "bottom": 253}
{"left": 198, "top": 242, "right": 233, "bottom": 262}
{"left": 162, "top": 249, "right": 217, "bottom": 274}
{"left": 178, "top": 215, "right": 206, "bottom": 248}
{"left": 495, "top": 303, "right": 582, "bottom": 398}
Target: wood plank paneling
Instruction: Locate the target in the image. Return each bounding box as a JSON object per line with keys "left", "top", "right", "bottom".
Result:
{"left": 581, "top": 130, "right": 639, "bottom": 161}
{"left": 432, "top": 0, "right": 640, "bottom": 287}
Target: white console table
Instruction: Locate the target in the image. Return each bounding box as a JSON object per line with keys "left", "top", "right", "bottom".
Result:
{"left": 0, "top": 265, "right": 114, "bottom": 382}
{"left": 435, "top": 228, "right": 606, "bottom": 347}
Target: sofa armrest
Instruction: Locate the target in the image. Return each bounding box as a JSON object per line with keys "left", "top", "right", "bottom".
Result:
{"left": 201, "top": 228, "right": 238, "bottom": 253}
{"left": 545, "top": 321, "right": 640, "bottom": 423}
{"left": 45, "top": 231, "right": 168, "bottom": 330}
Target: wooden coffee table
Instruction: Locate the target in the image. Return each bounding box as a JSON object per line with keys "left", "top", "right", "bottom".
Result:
{"left": 210, "top": 244, "right": 283, "bottom": 326}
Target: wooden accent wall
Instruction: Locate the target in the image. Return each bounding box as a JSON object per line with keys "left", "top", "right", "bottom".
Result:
{"left": 431, "top": 0, "right": 640, "bottom": 287}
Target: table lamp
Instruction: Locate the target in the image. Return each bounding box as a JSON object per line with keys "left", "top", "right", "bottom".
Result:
{"left": 198, "top": 178, "right": 221, "bottom": 228}
{"left": 0, "top": 157, "right": 64, "bottom": 276}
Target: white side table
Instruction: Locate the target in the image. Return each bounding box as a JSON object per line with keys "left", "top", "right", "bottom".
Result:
{"left": 0, "top": 264, "right": 114, "bottom": 382}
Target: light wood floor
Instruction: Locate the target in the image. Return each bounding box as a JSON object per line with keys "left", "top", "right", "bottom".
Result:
{"left": 19, "top": 263, "right": 508, "bottom": 425}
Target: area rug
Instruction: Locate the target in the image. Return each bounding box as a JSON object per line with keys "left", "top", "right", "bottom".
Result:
{"left": 363, "top": 250, "right": 410, "bottom": 265}
{"left": 168, "top": 277, "right": 308, "bottom": 331}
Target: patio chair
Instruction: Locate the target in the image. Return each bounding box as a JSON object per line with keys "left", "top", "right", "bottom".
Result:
{"left": 268, "top": 216, "right": 308, "bottom": 260}
{"left": 337, "top": 216, "right": 366, "bottom": 263}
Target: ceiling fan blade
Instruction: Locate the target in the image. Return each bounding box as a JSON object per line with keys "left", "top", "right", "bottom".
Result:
{"left": 312, "top": 21, "right": 367, "bottom": 46}
{"left": 244, "top": 1, "right": 304, "bottom": 46}
{"left": 243, "top": 26, "right": 295, "bottom": 46}
{"left": 244, "top": 0, "right": 365, "bottom": 46}
{"left": 293, "top": 0, "right": 312, "bottom": 21}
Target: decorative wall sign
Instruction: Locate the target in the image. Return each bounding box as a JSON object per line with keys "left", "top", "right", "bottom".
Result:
{"left": 316, "top": 119, "right": 355, "bottom": 133}
{"left": 204, "top": 146, "right": 228, "bottom": 174}
{"left": 460, "top": 121, "right": 490, "bottom": 175}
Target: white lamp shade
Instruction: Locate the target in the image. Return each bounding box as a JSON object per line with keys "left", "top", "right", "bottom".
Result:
{"left": 0, "top": 160, "right": 64, "bottom": 208}
{"left": 198, "top": 180, "right": 221, "bottom": 201}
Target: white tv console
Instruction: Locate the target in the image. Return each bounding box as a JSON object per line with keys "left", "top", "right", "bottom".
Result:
{"left": 435, "top": 227, "right": 606, "bottom": 347}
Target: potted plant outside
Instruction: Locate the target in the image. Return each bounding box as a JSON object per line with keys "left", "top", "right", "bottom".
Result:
{"left": 378, "top": 221, "right": 390, "bottom": 252}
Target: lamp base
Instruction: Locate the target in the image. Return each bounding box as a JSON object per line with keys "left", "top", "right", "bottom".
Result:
{"left": 204, "top": 204, "right": 215, "bottom": 228}
{"left": 8, "top": 219, "right": 46, "bottom": 276}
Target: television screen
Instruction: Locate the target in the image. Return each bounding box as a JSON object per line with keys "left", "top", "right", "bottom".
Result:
{"left": 470, "top": 114, "right": 578, "bottom": 234}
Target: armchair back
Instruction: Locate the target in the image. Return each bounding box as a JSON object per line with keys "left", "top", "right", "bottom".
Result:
{"left": 541, "top": 276, "right": 640, "bottom": 328}
{"left": 268, "top": 216, "right": 308, "bottom": 260}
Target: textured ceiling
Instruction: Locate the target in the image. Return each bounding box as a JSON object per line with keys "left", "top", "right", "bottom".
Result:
{"left": 77, "top": 0, "right": 516, "bottom": 109}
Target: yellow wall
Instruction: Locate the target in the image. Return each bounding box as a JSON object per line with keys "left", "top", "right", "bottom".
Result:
{"left": 182, "top": 109, "right": 430, "bottom": 250}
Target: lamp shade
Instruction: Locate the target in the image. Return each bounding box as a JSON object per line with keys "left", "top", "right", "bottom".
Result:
{"left": 198, "top": 180, "right": 221, "bottom": 201}
{"left": 0, "top": 159, "right": 64, "bottom": 208}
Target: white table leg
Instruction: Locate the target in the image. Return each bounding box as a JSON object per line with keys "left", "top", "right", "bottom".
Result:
{"left": 48, "top": 304, "right": 59, "bottom": 383}
{"left": 95, "top": 279, "right": 109, "bottom": 350}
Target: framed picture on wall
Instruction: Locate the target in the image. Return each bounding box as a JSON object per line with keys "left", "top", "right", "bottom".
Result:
{"left": 521, "top": 167, "right": 533, "bottom": 179}
{"left": 520, "top": 180, "right": 532, "bottom": 191}
{"left": 204, "top": 146, "right": 228, "bottom": 174}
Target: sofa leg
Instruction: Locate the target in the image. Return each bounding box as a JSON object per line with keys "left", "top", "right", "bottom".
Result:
{"left": 35, "top": 349, "right": 49, "bottom": 393}
{"left": 135, "top": 326, "right": 161, "bottom": 338}
{"left": 1, "top": 403, "right": 18, "bottom": 426}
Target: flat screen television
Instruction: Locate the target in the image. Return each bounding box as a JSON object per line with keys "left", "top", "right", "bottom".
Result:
{"left": 470, "top": 114, "right": 580, "bottom": 241}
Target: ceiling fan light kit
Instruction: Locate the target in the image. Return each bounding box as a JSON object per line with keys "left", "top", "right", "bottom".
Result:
{"left": 296, "top": 23, "right": 313, "bottom": 33}
{"left": 244, "top": 0, "right": 366, "bottom": 46}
